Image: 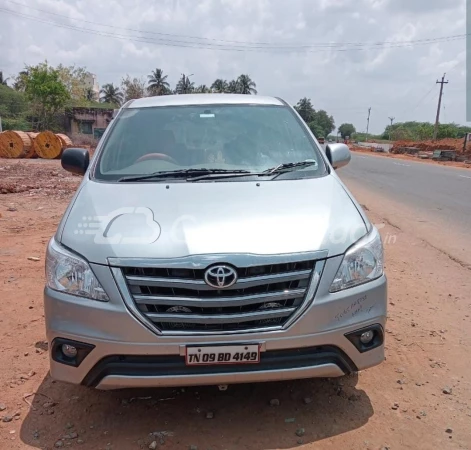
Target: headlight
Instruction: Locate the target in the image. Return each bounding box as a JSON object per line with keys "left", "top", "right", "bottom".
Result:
{"left": 46, "top": 239, "right": 109, "bottom": 301}
{"left": 329, "top": 226, "right": 384, "bottom": 293}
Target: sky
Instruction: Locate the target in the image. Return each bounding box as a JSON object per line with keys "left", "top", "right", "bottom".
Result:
{"left": 0, "top": 0, "right": 467, "bottom": 134}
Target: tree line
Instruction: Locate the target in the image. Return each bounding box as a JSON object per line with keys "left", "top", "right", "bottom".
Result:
{"left": 101, "top": 70, "right": 258, "bottom": 105}
{"left": 0, "top": 62, "right": 262, "bottom": 131}
{"left": 6, "top": 62, "right": 467, "bottom": 141}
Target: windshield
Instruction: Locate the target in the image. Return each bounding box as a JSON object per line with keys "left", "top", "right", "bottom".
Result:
{"left": 93, "top": 104, "right": 327, "bottom": 181}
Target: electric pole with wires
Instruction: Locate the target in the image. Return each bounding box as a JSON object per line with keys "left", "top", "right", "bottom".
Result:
{"left": 433, "top": 73, "right": 448, "bottom": 141}
{"left": 365, "top": 107, "right": 371, "bottom": 142}
{"left": 388, "top": 117, "right": 395, "bottom": 141}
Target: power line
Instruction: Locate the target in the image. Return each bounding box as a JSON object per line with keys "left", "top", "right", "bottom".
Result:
{"left": 0, "top": 5, "right": 467, "bottom": 53}
{"left": 1, "top": 0, "right": 468, "bottom": 49}
{"left": 2, "top": 0, "right": 467, "bottom": 49}
{"left": 400, "top": 83, "right": 436, "bottom": 116}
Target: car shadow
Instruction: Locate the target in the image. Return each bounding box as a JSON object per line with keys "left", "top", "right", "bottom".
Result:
{"left": 20, "top": 374, "right": 372, "bottom": 449}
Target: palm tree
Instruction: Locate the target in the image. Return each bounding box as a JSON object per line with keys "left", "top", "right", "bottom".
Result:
{"left": 100, "top": 83, "right": 124, "bottom": 106}
{"left": 237, "top": 74, "right": 257, "bottom": 95}
{"left": 0, "top": 71, "right": 9, "bottom": 86}
{"left": 175, "top": 74, "right": 194, "bottom": 94}
{"left": 227, "top": 80, "right": 240, "bottom": 93}
{"left": 148, "top": 68, "right": 170, "bottom": 96}
{"left": 211, "top": 79, "right": 228, "bottom": 93}
{"left": 295, "top": 97, "right": 315, "bottom": 123}
{"left": 195, "top": 84, "right": 211, "bottom": 93}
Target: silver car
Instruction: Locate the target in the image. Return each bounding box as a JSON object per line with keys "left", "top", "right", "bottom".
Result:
{"left": 45, "top": 94, "right": 387, "bottom": 390}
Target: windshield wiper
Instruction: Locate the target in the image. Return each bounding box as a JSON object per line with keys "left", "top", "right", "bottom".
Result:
{"left": 118, "top": 168, "right": 253, "bottom": 182}
{"left": 262, "top": 160, "right": 317, "bottom": 175}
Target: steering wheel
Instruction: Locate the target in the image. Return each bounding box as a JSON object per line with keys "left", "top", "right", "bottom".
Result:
{"left": 134, "top": 153, "right": 179, "bottom": 165}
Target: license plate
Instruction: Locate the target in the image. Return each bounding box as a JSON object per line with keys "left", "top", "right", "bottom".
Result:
{"left": 185, "top": 344, "right": 260, "bottom": 366}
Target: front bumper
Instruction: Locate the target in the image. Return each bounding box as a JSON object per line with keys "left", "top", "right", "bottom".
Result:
{"left": 44, "top": 261, "right": 387, "bottom": 390}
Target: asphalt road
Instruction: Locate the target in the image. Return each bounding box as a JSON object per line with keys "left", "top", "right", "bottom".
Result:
{"left": 340, "top": 152, "right": 471, "bottom": 267}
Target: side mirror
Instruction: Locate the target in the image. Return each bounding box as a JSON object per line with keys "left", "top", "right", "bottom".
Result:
{"left": 325, "top": 143, "right": 351, "bottom": 169}
{"left": 61, "top": 148, "right": 90, "bottom": 175}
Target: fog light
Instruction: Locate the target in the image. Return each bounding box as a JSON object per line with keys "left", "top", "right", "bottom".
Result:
{"left": 52, "top": 338, "right": 95, "bottom": 367}
{"left": 360, "top": 330, "right": 374, "bottom": 344}
{"left": 345, "top": 324, "right": 384, "bottom": 353}
{"left": 61, "top": 344, "right": 78, "bottom": 358}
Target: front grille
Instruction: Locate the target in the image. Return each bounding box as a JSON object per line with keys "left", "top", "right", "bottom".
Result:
{"left": 121, "top": 259, "right": 318, "bottom": 333}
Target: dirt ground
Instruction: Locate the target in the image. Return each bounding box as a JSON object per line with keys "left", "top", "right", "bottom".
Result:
{"left": 0, "top": 159, "right": 470, "bottom": 450}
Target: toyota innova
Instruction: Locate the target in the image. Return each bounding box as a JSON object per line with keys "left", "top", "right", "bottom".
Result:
{"left": 45, "top": 94, "right": 387, "bottom": 389}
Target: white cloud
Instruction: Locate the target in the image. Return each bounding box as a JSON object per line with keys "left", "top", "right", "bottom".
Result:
{"left": 0, "top": 0, "right": 467, "bottom": 132}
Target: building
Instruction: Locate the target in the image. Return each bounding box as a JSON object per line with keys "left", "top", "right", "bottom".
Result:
{"left": 83, "top": 73, "right": 100, "bottom": 101}
{"left": 65, "top": 106, "right": 113, "bottom": 140}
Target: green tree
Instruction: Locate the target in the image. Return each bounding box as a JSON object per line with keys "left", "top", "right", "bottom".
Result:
{"left": 338, "top": 123, "right": 356, "bottom": 139}
{"left": 456, "top": 125, "right": 471, "bottom": 138}
{"left": 308, "top": 122, "right": 324, "bottom": 139}
{"left": 237, "top": 74, "right": 257, "bottom": 94}
{"left": 147, "top": 68, "right": 170, "bottom": 96}
{"left": 311, "top": 110, "right": 335, "bottom": 137}
{"left": 121, "top": 75, "right": 147, "bottom": 102}
{"left": 378, "top": 121, "right": 462, "bottom": 141}
{"left": 175, "top": 74, "right": 194, "bottom": 94}
{"left": 56, "top": 64, "right": 89, "bottom": 100}
{"left": 23, "top": 62, "right": 70, "bottom": 130}
{"left": 100, "top": 83, "right": 123, "bottom": 106}
{"left": 211, "top": 79, "right": 228, "bottom": 93}
{"left": 0, "top": 71, "right": 8, "bottom": 86}
{"left": 294, "top": 98, "right": 315, "bottom": 123}
{"left": 226, "top": 80, "right": 239, "bottom": 93}
{"left": 12, "top": 70, "right": 29, "bottom": 92}
{"left": 0, "top": 84, "right": 30, "bottom": 130}
{"left": 195, "top": 84, "right": 211, "bottom": 93}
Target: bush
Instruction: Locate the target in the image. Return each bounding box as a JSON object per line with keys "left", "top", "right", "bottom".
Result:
{"left": 70, "top": 133, "right": 98, "bottom": 148}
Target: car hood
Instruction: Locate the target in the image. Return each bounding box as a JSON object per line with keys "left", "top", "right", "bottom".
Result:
{"left": 60, "top": 176, "right": 367, "bottom": 265}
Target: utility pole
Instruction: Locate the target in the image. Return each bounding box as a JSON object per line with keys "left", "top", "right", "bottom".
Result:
{"left": 433, "top": 73, "right": 448, "bottom": 141}
{"left": 365, "top": 107, "right": 371, "bottom": 141}
{"left": 388, "top": 116, "right": 395, "bottom": 141}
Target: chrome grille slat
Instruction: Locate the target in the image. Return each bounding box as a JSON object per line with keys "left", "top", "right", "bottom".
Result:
{"left": 119, "top": 257, "right": 320, "bottom": 334}
{"left": 146, "top": 307, "right": 296, "bottom": 324}
{"left": 126, "top": 269, "right": 312, "bottom": 290}
{"left": 134, "top": 288, "right": 306, "bottom": 308}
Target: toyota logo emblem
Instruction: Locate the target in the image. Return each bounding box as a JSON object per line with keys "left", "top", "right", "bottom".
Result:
{"left": 204, "top": 265, "right": 238, "bottom": 289}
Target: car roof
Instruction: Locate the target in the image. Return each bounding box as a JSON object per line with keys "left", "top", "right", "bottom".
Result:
{"left": 126, "top": 94, "right": 285, "bottom": 108}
